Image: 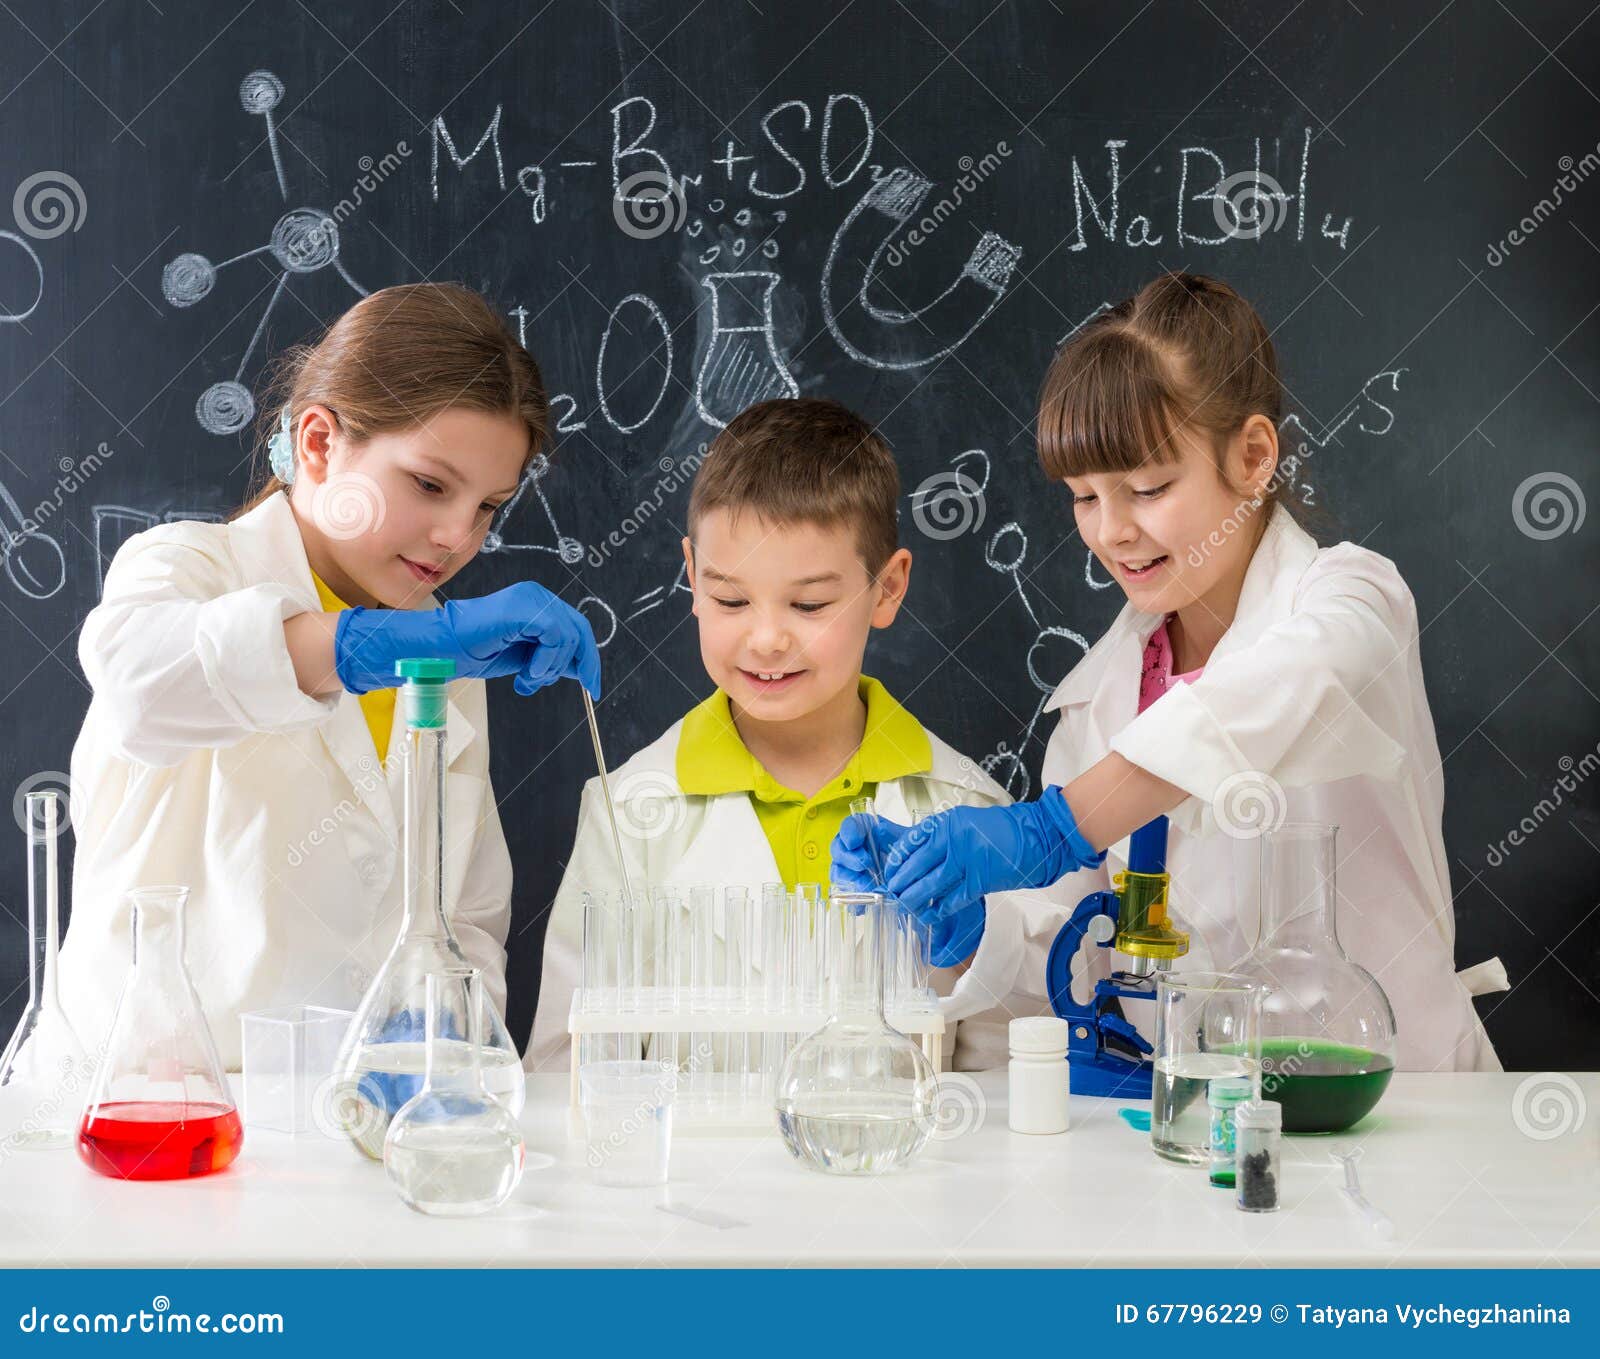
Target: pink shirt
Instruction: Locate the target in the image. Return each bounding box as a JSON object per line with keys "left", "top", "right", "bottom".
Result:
{"left": 1138, "top": 617, "right": 1205, "bottom": 715}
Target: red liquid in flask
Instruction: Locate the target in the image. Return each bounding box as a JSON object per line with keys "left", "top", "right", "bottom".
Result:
{"left": 77, "top": 1101, "right": 243, "bottom": 1180}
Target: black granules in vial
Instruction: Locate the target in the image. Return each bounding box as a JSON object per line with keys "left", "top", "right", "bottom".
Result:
{"left": 1238, "top": 1150, "right": 1278, "bottom": 1210}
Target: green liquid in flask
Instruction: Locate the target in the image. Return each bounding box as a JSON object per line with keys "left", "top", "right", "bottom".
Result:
{"left": 1259, "top": 1038, "right": 1393, "bottom": 1133}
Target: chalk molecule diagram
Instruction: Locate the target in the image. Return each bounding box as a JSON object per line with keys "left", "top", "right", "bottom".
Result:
{"left": 162, "top": 71, "right": 370, "bottom": 438}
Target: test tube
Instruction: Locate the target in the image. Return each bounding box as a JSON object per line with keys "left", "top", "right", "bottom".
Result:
{"left": 846, "top": 796, "right": 887, "bottom": 887}
{"left": 795, "top": 882, "right": 824, "bottom": 1015}
{"left": 724, "top": 886, "right": 752, "bottom": 1013}
{"left": 649, "top": 884, "right": 679, "bottom": 1011}
{"left": 688, "top": 885, "right": 716, "bottom": 1013}
{"left": 759, "top": 883, "right": 788, "bottom": 1012}
{"left": 617, "top": 891, "right": 640, "bottom": 1014}
{"left": 722, "top": 887, "right": 751, "bottom": 1102}
{"left": 580, "top": 891, "right": 613, "bottom": 1013}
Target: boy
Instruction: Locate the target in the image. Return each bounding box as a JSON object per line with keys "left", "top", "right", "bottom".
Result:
{"left": 526, "top": 398, "right": 1042, "bottom": 1071}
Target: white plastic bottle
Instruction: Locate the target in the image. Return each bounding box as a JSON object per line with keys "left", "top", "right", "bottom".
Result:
{"left": 1008, "top": 1016, "right": 1071, "bottom": 1135}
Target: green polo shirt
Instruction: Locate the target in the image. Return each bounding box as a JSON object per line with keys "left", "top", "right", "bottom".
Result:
{"left": 674, "top": 676, "right": 933, "bottom": 889}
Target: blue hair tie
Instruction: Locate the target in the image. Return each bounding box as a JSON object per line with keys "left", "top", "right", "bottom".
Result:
{"left": 268, "top": 407, "right": 296, "bottom": 483}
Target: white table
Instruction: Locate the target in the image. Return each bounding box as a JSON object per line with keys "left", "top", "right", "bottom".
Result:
{"left": 2, "top": 1072, "right": 1595, "bottom": 1267}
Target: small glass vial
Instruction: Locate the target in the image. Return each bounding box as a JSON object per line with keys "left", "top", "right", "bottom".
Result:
{"left": 1234, "top": 1100, "right": 1282, "bottom": 1213}
{"left": 1207, "top": 1075, "right": 1254, "bottom": 1189}
{"left": 1008, "top": 1017, "right": 1070, "bottom": 1135}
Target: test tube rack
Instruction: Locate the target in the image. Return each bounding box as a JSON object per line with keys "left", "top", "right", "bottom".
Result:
{"left": 568, "top": 884, "right": 944, "bottom": 1134}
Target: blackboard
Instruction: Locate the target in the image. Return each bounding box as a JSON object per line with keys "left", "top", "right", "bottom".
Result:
{"left": 0, "top": 1, "right": 1594, "bottom": 1070}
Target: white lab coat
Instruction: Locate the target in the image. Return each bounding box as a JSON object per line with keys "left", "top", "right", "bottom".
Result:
{"left": 526, "top": 716, "right": 1047, "bottom": 1072}
{"left": 1028, "top": 505, "right": 1504, "bottom": 1072}
{"left": 59, "top": 491, "right": 513, "bottom": 1070}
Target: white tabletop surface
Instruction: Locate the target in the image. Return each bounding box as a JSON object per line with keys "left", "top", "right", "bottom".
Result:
{"left": 2, "top": 1071, "right": 1595, "bottom": 1268}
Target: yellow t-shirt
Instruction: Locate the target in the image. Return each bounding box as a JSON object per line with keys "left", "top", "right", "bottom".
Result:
{"left": 674, "top": 676, "right": 933, "bottom": 889}
{"left": 309, "top": 570, "right": 396, "bottom": 765}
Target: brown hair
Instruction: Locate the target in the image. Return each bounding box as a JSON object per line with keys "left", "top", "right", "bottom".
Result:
{"left": 1037, "top": 271, "right": 1284, "bottom": 506}
{"left": 687, "top": 398, "right": 900, "bottom": 574}
{"left": 231, "top": 282, "right": 549, "bottom": 518}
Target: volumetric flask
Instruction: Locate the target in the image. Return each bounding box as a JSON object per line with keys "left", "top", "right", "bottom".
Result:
{"left": 0, "top": 790, "right": 93, "bottom": 1148}
{"left": 330, "top": 660, "right": 523, "bottom": 1158}
{"left": 77, "top": 886, "right": 242, "bottom": 1181}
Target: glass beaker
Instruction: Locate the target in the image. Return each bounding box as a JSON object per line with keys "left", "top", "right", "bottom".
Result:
{"left": 580, "top": 1059, "right": 677, "bottom": 1188}
{"left": 695, "top": 271, "right": 798, "bottom": 427}
{"left": 775, "top": 891, "right": 938, "bottom": 1175}
{"left": 77, "top": 886, "right": 242, "bottom": 1180}
{"left": 1231, "top": 823, "right": 1397, "bottom": 1133}
{"left": 329, "top": 659, "right": 524, "bottom": 1158}
{"left": 383, "top": 967, "right": 525, "bottom": 1217}
{"left": 0, "top": 791, "right": 93, "bottom": 1148}
{"left": 1151, "top": 970, "right": 1262, "bottom": 1165}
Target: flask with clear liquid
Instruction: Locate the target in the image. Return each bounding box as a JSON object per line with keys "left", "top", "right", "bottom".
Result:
{"left": 77, "top": 886, "right": 242, "bottom": 1180}
{"left": 0, "top": 790, "right": 94, "bottom": 1148}
{"left": 329, "top": 659, "right": 524, "bottom": 1158}
{"left": 775, "top": 891, "right": 938, "bottom": 1175}
{"left": 383, "top": 966, "right": 525, "bottom": 1216}
{"left": 1231, "top": 823, "right": 1397, "bottom": 1133}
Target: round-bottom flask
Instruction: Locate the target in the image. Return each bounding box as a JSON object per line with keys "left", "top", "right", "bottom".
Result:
{"left": 775, "top": 892, "right": 938, "bottom": 1175}
{"left": 384, "top": 967, "right": 524, "bottom": 1217}
{"left": 1232, "top": 823, "right": 1397, "bottom": 1133}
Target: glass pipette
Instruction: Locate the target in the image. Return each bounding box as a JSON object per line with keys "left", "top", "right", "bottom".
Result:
{"left": 581, "top": 688, "right": 636, "bottom": 905}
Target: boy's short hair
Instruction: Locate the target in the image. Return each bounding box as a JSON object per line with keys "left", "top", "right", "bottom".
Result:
{"left": 687, "top": 398, "right": 899, "bottom": 574}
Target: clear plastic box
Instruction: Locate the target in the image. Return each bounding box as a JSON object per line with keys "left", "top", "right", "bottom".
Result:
{"left": 239, "top": 1005, "right": 353, "bottom": 1134}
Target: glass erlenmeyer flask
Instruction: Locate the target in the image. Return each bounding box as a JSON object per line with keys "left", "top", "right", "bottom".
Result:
{"left": 77, "top": 886, "right": 242, "bottom": 1180}
{"left": 1231, "top": 823, "right": 1397, "bottom": 1133}
{"left": 0, "top": 791, "right": 93, "bottom": 1148}
{"left": 329, "top": 658, "right": 524, "bottom": 1159}
{"left": 775, "top": 891, "right": 938, "bottom": 1175}
{"left": 383, "top": 966, "right": 525, "bottom": 1216}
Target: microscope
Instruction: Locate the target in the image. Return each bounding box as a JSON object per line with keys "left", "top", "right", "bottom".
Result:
{"left": 1045, "top": 816, "right": 1189, "bottom": 1097}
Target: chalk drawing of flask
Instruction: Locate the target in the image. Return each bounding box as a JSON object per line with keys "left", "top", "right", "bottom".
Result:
{"left": 694, "top": 271, "right": 798, "bottom": 429}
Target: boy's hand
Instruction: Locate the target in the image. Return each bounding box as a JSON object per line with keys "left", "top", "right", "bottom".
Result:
{"left": 883, "top": 789, "right": 1105, "bottom": 920}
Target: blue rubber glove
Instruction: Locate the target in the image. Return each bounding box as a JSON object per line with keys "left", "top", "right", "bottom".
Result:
{"left": 334, "top": 581, "right": 601, "bottom": 699}
{"left": 927, "top": 898, "right": 986, "bottom": 967}
{"left": 828, "top": 812, "right": 910, "bottom": 893}
{"left": 832, "top": 814, "right": 989, "bottom": 966}
{"left": 883, "top": 788, "right": 1105, "bottom": 920}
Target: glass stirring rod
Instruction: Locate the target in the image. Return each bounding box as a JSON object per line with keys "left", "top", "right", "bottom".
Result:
{"left": 581, "top": 688, "right": 636, "bottom": 904}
